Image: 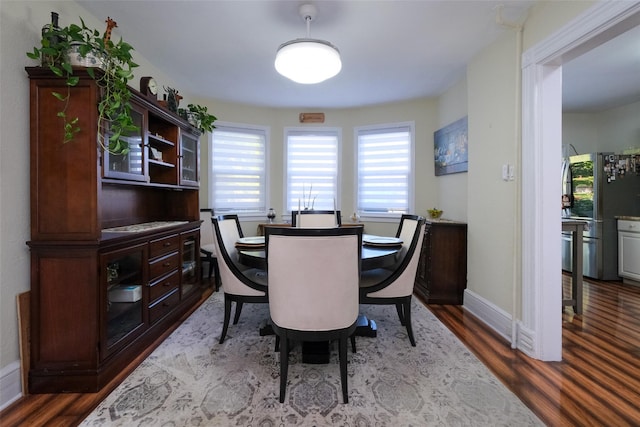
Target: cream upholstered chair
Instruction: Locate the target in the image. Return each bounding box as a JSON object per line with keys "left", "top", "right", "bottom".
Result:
{"left": 359, "top": 214, "right": 426, "bottom": 347}
{"left": 291, "top": 209, "right": 341, "bottom": 227}
{"left": 266, "top": 226, "right": 362, "bottom": 403}
{"left": 213, "top": 214, "right": 268, "bottom": 344}
{"left": 200, "top": 209, "right": 221, "bottom": 291}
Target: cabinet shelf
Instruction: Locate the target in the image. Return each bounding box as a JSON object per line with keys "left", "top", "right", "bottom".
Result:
{"left": 149, "top": 159, "right": 175, "bottom": 168}
{"left": 106, "top": 300, "right": 143, "bottom": 348}
{"left": 147, "top": 133, "right": 175, "bottom": 147}
{"left": 106, "top": 270, "right": 139, "bottom": 290}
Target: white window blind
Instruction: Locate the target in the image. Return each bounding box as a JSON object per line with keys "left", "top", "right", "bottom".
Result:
{"left": 286, "top": 129, "right": 339, "bottom": 212}
{"left": 356, "top": 123, "right": 413, "bottom": 215}
{"left": 210, "top": 125, "right": 267, "bottom": 214}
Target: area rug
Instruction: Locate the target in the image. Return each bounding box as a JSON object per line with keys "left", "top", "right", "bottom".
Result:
{"left": 80, "top": 291, "right": 542, "bottom": 426}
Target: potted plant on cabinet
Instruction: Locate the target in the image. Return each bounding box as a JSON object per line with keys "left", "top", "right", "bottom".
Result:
{"left": 27, "top": 15, "right": 138, "bottom": 154}
{"left": 178, "top": 103, "right": 218, "bottom": 133}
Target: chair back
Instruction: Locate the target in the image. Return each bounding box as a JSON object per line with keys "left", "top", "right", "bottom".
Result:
{"left": 366, "top": 215, "right": 426, "bottom": 298}
{"left": 291, "top": 210, "right": 341, "bottom": 228}
{"left": 215, "top": 214, "right": 244, "bottom": 257}
{"left": 266, "top": 227, "right": 361, "bottom": 331}
{"left": 199, "top": 209, "right": 215, "bottom": 250}
{"left": 212, "top": 216, "right": 265, "bottom": 296}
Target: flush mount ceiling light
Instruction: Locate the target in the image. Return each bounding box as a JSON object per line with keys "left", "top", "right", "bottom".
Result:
{"left": 275, "top": 3, "right": 342, "bottom": 84}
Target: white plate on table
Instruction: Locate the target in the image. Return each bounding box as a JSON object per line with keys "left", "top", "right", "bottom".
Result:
{"left": 236, "top": 236, "right": 265, "bottom": 248}
{"left": 362, "top": 235, "right": 403, "bottom": 247}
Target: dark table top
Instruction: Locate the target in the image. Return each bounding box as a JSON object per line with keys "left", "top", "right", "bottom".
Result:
{"left": 238, "top": 246, "right": 399, "bottom": 271}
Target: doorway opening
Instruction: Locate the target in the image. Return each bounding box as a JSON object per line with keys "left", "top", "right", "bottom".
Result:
{"left": 521, "top": 2, "right": 640, "bottom": 361}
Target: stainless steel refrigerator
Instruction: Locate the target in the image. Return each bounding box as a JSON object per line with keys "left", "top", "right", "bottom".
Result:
{"left": 561, "top": 152, "right": 640, "bottom": 280}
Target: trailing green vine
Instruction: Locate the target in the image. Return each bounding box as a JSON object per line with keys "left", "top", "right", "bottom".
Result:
{"left": 27, "top": 17, "right": 138, "bottom": 154}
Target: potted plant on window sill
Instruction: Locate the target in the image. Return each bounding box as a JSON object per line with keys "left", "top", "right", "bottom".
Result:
{"left": 27, "top": 16, "right": 138, "bottom": 155}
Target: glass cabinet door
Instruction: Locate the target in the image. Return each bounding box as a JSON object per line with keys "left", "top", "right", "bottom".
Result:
{"left": 102, "top": 243, "right": 146, "bottom": 358}
{"left": 180, "top": 230, "right": 200, "bottom": 298}
{"left": 180, "top": 132, "right": 199, "bottom": 186}
{"left": 103, "top": 103, "right": 147, "bottom": 182}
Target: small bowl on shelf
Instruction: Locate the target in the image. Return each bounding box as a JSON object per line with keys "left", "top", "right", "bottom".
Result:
{"left": 427, "top": 209, "right": 443, "bottom": 219}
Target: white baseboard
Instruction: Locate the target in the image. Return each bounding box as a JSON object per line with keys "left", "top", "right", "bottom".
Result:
{"left": 463, "top": 289, "right": 513, "bottom": 343}
{"left": 463, "top": 289, "right": 537, "bottom": 357}
{"left": 0, "top": 360, "right": 23, "bottom": 411}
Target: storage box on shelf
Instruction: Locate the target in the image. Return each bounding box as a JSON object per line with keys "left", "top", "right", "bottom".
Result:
{"left": 26, "top": 67, "right": 205, "bottom": 393}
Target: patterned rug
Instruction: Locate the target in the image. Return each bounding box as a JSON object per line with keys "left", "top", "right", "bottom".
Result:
{"left": 80, "top": 291, "right": 542, "bottom": 426}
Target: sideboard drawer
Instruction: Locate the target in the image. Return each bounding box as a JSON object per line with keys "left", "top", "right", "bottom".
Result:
{"left": 149, "top": 269, "right": 179, "bottom": 303}
{"left": 149, "top": 251, "right": 180, "bottom": 280}
{"left": 149, "top": 234, "right": 180, "bottom": 259}
{"left": 149, "top": 288, "right": 180, "bottom": 324}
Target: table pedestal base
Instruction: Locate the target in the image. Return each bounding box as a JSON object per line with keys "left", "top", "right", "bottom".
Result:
{"left": 259, "top": 314, "right": 377, "bottom": 364}
{"left": 259, "top": 321, "right": 274, "bottom": 336}
{"left": 354, "top": 314, "right": 377, "bottom": 337}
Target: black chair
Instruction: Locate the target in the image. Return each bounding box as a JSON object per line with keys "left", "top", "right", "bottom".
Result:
{"left": 199, "top": 209, "right": 221, "bottom": 291}
{"left": 213, "top": 214, "right": 268, "bottom": 344}
{"left": 291, "top": 209, "right": 341, "bottom": 227}
{"left": 266, "top": 226, "right": 362, "bottom": 403}
{"left": 359, "top": 214, "right": 426, "bottom": 346}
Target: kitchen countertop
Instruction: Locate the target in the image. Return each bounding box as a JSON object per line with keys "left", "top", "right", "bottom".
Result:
{"left": 615, "top": 216, "right": 640, "bottom": 221}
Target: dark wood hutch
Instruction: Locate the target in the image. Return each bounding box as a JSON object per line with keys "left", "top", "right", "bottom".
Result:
{"left": 414, "top": 220, "right": 468, "bottom": 305}
{"left": 26, "top": 67, "right": 204, "bottom": 393}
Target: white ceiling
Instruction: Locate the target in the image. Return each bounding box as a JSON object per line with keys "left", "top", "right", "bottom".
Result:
{"left": 562, "top": 22, "right": 640, "bottom": 113}
{"left": 75, "top": 0, "right": 639, "bottom": 112}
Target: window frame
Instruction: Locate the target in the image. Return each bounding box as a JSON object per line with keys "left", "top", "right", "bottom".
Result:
{"left": 208, "top": 121, "right": 270, "bottom": 221}
{"left": 354, "top": 121, "right": 415, "bottom": 221}
{"left": 283, "top": 126, "right": 342, "bottom": 220}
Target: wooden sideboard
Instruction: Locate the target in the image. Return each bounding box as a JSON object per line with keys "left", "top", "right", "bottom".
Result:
{"left": 414, "top": 220, "right": 467, "bottom": 305}
{"left": 26, "top": 67, "right": 204, "bottom": 393}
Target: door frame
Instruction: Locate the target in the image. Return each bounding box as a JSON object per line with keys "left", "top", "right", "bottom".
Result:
{"left": 520, "top": 1, "right": 640, "bottom": 360}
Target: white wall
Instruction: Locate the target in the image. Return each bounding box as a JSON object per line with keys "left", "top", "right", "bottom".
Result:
{"left": 563, "top": 113, "right": 601, "bottom": 154}
{"left": 435, "top": 78, "right": 469, "bottom": 222}
{"left": 564, "top": 100, "right": 640, "bottom": 155}
{"left": 466, "top": 31, "right": 520, "bottom": 313}
{"left": 598, "top": 101, "right": 640, "bottom": 153}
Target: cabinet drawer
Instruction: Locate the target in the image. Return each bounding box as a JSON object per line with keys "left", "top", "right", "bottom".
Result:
{"left": 150, "top": 234, "right": 180, "bottom": 259}
{"left": 148, "top": 288, "right": 180, "bottom": 324}
{"left": 618, "top": 220, "right": 640, "bottom": 233}
{"left": 149, "top": 251, "right": 180, "bottom": 280}
{"left": 149, "top": 269, "right": 179, "bottom": 303}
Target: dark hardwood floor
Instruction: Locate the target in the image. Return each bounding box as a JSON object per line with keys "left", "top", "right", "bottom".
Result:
{"left": 2, "top": 275, "right": 639, "bottom": 426}
{"left": 430, "top": 275, "right": 640, "bottom": 427}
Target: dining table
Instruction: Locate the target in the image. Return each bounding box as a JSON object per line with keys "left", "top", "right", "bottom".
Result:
{"left": 235, "top": 233, "right": 403, "bottom": 363}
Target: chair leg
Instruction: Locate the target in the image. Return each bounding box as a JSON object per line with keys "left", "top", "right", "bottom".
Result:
{"left": 207, "top": 257, "right": 214, "bottom": 279}
{"left": 233, "top": 302, "right": 244, "bottom": 324}
{"left": 350, "top": 334, "right": 356, "bottom": 353}
{"left": 219, "top": 296, "right": 232, "bottom": 344}
{"left": 275, "top": 335, "right": 280, "bottom": 352}
{"left": 404, "top": 297, "right": 416, "bottom": 347}
{"left": 396, "top": 303, "right": 406, "bottom": 326}
{"left": 213, "top": 259, "right": 221, "bottom": 291}
{"left": 339, "top": 336, "right": 349, "bottom": 403}
{"left": 279, "top": 333, "right": 289, "bottom": 403}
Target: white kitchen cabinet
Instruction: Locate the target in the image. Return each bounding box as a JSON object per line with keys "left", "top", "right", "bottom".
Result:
{"left": 618, "top": 219, "right": 640, "bottom": 284}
